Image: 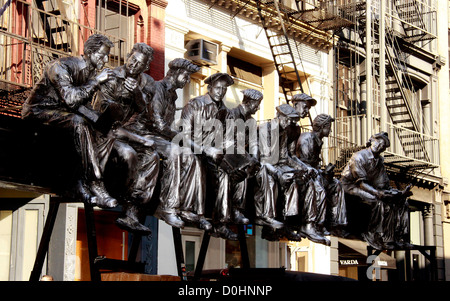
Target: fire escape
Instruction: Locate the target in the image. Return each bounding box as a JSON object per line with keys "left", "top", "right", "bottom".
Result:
{"left": 1, "top": 0, "right": 78, "bottom": 117}
{"left": 204, "top": 0, "right": 354, "bottom": 127}
{"left": 254, "top": 0, "right": 355, "bottom": 104}
{"left": 203, "top": 0, "right": 439, "bottom": 183}
{"left": 333, "top": 0, "right": 439, "bottom": 185}
{"left": 335, "top": 0, "right": 439, "bottom": 188}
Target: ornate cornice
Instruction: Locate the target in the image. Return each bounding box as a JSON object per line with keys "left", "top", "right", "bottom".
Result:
{"left": 200, "top": 0, "right": 341, "bottom": 52}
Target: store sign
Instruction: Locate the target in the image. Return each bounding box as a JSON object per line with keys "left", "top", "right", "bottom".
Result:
{"left": 340, "top": 259, "right": 359, "bottom": 265}
{"left": 340, "top": 259, "right": 389, "bottom": 267}
{"left": 378, "top": 261, "right": 388, "bottom": 266}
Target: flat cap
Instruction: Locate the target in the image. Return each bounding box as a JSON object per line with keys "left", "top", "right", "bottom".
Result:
{"left": 168, "top": 58, "right": 200, "bottom": 74}
{"left": 313, "top": 114, "right": 335, "bottom": 125}
{"left": 276, "top": 104, "right": 300, "bottom": 119}
{"left": 370, "top": 131, "right": 390, "bottom": 147}
{"left": 291, "top": 93, "right": 317, "bottom": 106}
{"left": 241, "top": 89, "right": 263, "bottom": 101}
{"left": 205, "top": 73, "right": 234, "bottom": 86}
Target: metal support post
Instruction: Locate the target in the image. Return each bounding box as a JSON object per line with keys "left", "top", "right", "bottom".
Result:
{"left": 172, "top": 227, "right": 186, "bottom": 280}
{"left": 29, "top": 199, "right": 60, "bottom": 281}
{"left": 238, "top": 224, "right": 250, "bottom": 269}
{"left": 193, "top": 232, "right": 211, "bottom": 280}
{"left": 380, "top": 0, "right": 387, "bottom": 131}
{"left": 368, "top": 245, "right": 438, "bottom": 281}
{"left": 128, "top": 233, "right": 142, "bottom": 263}
{"left": 366, "top": 0, "right": 373, "bottom": 139}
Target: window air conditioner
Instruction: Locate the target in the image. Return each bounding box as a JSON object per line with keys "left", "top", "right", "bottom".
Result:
{"left": 185, "top": 39, "right": 218, "bottom": 66}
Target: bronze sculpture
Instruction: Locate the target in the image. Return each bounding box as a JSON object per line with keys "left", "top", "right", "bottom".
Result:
{"left": 341, "top": 132, "right": 412, "bottom": 249}
{"left": 180, "top": 73, "right": 253, "bottom": 240}
{"left": 21, "top": 34, "right": 117, "bottom": 208}
{"left": 296, "top": 114, "right": 347, "bottom": 244}
{"left": 288, "top": 94, "right": 344, "bottom": 245}
{"left": 258, "top": 104, "right": 314, "bottom": 241}
{"left": 92, "top": 43, "right": 160, "bottom": 233}
{"left": 126, "top": 58, "right": 212, "bottom": 231}
{"left": 228, "top": 89, "right": 283, "bottom": 230}
{"left": 291, "top": 93, "right": 316, "bottom": 120}
{"left": 20, "top": 32, "right": 421, "bottom": 283}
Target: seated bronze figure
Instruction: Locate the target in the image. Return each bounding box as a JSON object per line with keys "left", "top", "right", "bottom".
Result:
{"left": 22, "top": 34, "right": 117, "bottom": 209}
{"left": 341, "top": 132, "right": 413, "bottom": 249}
{"left": 92, "top": 42, "right": 159, "bottom": 234}
{"left": 296, "top": 114, "right": 347, "bottom": 245}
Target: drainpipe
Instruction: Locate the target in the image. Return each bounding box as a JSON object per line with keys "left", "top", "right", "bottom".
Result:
{"left": 380, "top": 0, "right": 387, "bottom": 132}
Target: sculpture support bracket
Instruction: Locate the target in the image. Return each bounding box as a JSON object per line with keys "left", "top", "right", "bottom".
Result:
{"left": 367, "top": 245, "right": 437, "bottom": 281}
{"left": 29, "top": 199, "right": 153, "bottom": 281}
{"left": 193, "top": 224, "right": 250, "bottom": 280}
{"left": 29, "top": 198, "right": 61, "bottom": 281}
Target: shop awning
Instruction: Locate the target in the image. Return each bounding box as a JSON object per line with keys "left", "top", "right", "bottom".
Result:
{"left": 338, "top": 238, "right": 397, "bottom": 269}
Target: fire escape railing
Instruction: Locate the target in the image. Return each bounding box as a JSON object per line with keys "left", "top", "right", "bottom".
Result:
{"left": 253, "top": 0, "right": 355, "bottom": 129}
{"left": 393, "top": 0, "right": 437, "bottom": 43}
{"left": 331, "top": 0, "right": 438, "bottom": 174}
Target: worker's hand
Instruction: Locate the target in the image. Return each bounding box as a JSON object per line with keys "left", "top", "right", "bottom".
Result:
{"left": 96, "top": 68, "right": 114, "bottom": 83}
{"left": 124, "top": 77, "right": 139, "bottom": 93}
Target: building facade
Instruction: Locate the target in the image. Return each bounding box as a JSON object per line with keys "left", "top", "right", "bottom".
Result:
{"left": 0, "top": 0, "right": 449, "bottom": 281}
{"left": 441, "top": 0, "right": 450, "bottom": 282}
{"left": 332, "top": 0, "right": 447, "bottom": 281}
{"left": 0, "top": 0, "right": 167, "bottom": 281}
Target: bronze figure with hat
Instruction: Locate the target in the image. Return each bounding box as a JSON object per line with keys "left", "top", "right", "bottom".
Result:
{"left": 227, "top": 89, "right": 284, "bottom": 231}
{"left": 180, "top": 72, "right": 249, "bottom": 240}
{"left": 341, "top": 131, "right": 413, "bottom": 249}
{"left": 290, "top": 93, "right": 317, "bottom": 119}
{"left": 296, "top": 114, "right": 348, "bottom": 245}
{"left": 258, "top": 104, "right": 316, "bottom": 241}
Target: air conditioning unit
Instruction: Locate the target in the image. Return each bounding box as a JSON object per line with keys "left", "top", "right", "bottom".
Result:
{"left": 185, "top": 39, "right": 218, "bottom": 66}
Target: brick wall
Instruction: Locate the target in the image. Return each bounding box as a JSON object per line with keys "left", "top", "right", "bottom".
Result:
{"left": 146, "top": 0, "right": 168, "bottom": 80}
{"left": 79, "top": 0, "right": 167, "bottom": 79}
{"left": 79, "top": 0, "right": 96, "bottom": 56}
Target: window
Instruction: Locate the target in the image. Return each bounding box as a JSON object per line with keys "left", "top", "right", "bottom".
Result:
{"left": 227, "top": 56, "right": 262, "bottom": 86}
{"left": 184, "top": 241, "right": 196, "bottom": 272}
{"left": 0, "top": 210, "right": 12, "bottom": 281}
{"left": 181, "top": 230, "right": 202, "bottom": 273}
{"left": 296, "top": 252, "right": 307, "bottom": 272}
{"left": 0, "top": 196, "right": 48, "bottom": 280}
{"left": 96, "top": 0, "right": 138, "bottom": 66}
{"left": 226, "top": 55, "right": 264, "bottom": 119}
{"left": 75, "top": 208, "right": 129, "bottom": 281}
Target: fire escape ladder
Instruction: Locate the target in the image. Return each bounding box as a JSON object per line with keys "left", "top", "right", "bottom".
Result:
{"left": 384, "top": 28, "right": 430, "bottom": 162}
{"left": 255, "top": 0, "right": 304, "bottom": 104}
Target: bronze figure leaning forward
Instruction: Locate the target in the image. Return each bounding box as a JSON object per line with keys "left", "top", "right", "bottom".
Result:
{"left": 341, "top": 132, "right": 413, "bottom": 250}
{"left": 22, "top": 34, "right": 117, "bottom": 209}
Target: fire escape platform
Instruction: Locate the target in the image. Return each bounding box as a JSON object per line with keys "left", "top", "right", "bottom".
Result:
{"left": 384, "top": 151, "right": 439, "bottom": 171}
{"left": 201, "top": 0, "right": 351, "bottom": 52}
{"left": 292, "top": 7, "right": 354, "bottom": 31}
{"left": 0, "top": 79, "right": 29, "bottom": 91}
{"left": 384, "top": 152, "right": 441, "bottom": 190}
{"left": 0, "top": 80, "right": 29, "bottom": 117}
